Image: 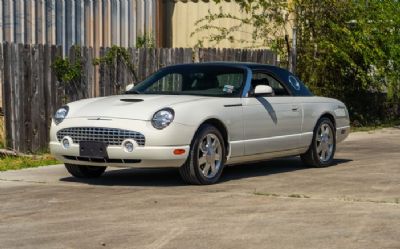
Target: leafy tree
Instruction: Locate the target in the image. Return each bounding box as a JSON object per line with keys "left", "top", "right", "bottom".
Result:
{"left": 295, "top": 0, "right": 400, "bottom": 123}
{"left": 194, "top": 0, "right": 400, "bottom": 124}
{"left": 93, "top": 45, "right": 138, "bottom": 83}
{"left": 93, "top": 45, "right": 139, "bottom": 94}
{"left": 192, "top": 0, "right": 290, "bottom": 62}
{"left": 136, "top": 33, "right": 156, "bottom": 48}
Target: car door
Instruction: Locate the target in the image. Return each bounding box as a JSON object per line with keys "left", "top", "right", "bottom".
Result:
{"left": 242, "top": 71, "right": 303, "bottom": 155}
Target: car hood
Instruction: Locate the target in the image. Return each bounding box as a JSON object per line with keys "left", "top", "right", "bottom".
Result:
{"left": 66, "top": 94, "right": 210, "bottom": 121}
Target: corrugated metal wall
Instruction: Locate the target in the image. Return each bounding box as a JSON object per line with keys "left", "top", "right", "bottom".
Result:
{"left": 0, "top": 0, "right": 156, "bottom": 55}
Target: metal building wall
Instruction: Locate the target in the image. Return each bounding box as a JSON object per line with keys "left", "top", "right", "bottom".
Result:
{"left": 0, "top": 0, "right": 156, "bottom": 55}
{"left": 168, "top": 0, "right": 292, "bottom": 49}
{"left": 169, "top": 0, "right": 265, "bottom": 49}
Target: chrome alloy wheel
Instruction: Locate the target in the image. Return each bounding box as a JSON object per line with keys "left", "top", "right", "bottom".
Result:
{"left": 197, "top": 134, "right": 222, "bottom": 179}
{"left": 316, "top": 123, "right": 334, "bottom": 162}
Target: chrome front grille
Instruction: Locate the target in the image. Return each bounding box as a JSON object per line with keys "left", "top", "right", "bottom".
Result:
{"left": 56, "top": 127, "right": 145, "bottom": 146}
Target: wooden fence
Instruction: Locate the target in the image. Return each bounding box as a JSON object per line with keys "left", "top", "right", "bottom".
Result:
{"left": 0, "top": 42, "right": 277, "bottom": 153}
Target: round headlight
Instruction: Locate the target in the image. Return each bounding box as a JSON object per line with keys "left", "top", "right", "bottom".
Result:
{"left": 53, "top": 106, "right": 69, "bottom": 125}
{"left": 151, "top": 108, "right": 175, "bottom": 129}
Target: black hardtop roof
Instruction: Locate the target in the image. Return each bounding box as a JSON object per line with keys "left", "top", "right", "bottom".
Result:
{"left": 164, "top": 62, "right": 285, "bottom": 72}
{"left": 140, "top": 62, "right": 313, "bottom": 97}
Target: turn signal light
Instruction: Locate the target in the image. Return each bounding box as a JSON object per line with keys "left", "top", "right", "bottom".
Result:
{"left": 173, "top": 149, "right": 186, "bottom": 155}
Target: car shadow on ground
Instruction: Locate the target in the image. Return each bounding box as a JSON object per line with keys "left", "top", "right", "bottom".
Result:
{"left": 59, "top": 157, "right": 352, "bottom": 187}
{"left": 220, "top": 157, "right": 351, "bottom": 183}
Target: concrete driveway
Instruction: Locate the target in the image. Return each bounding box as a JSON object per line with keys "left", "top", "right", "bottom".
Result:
{"left": 1, "top": 129, "right": 400, "bottom": 249}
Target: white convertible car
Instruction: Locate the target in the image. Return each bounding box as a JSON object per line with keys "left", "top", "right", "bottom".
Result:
{"left": 50, "top": 62, "right": 350, "bottom": 184}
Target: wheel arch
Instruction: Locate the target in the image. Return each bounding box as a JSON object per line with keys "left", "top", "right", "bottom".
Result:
{"left": 305, "top": 112, "right": 337, "bottom": 149}
{"left": 319, "top": 112, "right": 336, "bottom": 129}
{"left": 195, "top": 118, "right": 230, "bottom": 156}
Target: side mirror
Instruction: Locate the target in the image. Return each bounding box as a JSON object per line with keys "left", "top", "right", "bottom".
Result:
{"left": 254, "top": 85, "right": 273, "bottom": 96}
{"left": 125, "top": 83, "right": 134, "bottom": 92}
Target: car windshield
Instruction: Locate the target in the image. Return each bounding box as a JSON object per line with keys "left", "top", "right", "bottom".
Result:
{"left": 128, "top": 65, "right": 246, "bottom": 97}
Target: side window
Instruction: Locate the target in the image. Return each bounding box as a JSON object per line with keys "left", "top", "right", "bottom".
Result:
{"left": 145, "top": 73, "right": 183, "bottom": 92}
{"left": 183, "top": 72, "right": 243, "bottom": 94}
{"left": 217, "top": 73, "right": 243, "bottom": 87}
{"left": 251, "top": 72, "right": 290, "bottom": 96}
{"left": 186, "top": 73, "right": 218, "bottom": 90}
{"left": 217, "top": 73, "right": 244, "bottom": 96}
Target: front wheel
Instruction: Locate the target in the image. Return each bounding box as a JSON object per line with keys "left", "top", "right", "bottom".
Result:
{"left": 179, "top": 124, "right": 226, "bottom": 185}
{"left": 301, "top": 117, "right": 336, "bottom": 167}
{"left": 65, "top": 164, "right": 107, "bottom": 178}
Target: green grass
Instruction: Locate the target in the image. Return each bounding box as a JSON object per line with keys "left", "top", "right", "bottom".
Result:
{"left": 0, "top": 116, "right": 60, "bottom": 171}
{"left": 0, "top": 155, "right": 60, "bottom": 171}
{"left": 351, "top": 119, "right": 400, "bottom": 132}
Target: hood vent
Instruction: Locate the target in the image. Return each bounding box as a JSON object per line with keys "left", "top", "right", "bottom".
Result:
{"left": 120, "top": 99, "right": 143, "bottom": 103}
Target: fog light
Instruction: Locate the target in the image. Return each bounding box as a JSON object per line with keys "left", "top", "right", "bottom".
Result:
{"left": 61, "top": 137, "right": 72, "bottom": 149}
{"left": 122, "top": 140, "right": 136, "bottom": 153}
{"left": 124, "top": 142, "right": 134, "bottom": 152}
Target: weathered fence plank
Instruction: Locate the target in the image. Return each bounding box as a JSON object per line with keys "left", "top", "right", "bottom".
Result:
{"left": 1, "top": 44, "right": 277, "bottom": 153}
{"left": 11, "top": 44, "right": 19, "bottom": 151}
{"left": 18, "top": 44, "right": 27, "bottom": 153}
{"left": 0, "top": 44, "right": 3, "bottom": 110}
{"left": 3, "top": 43, "right": 12, "bottom": 148}
{"left": 31, "top": 45, "right": 42, "bottom": 152}
{"left": 21, "top": 43, "right": 31, "bottom": 151}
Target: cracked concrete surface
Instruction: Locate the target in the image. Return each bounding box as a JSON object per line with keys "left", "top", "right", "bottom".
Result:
{"left": 1, "top": 128, "right": 400, "bottom": 249}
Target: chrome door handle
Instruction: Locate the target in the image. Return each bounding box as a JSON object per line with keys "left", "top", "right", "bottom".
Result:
{"left": 292, "top": 105, "right": 300, "bottom": 111}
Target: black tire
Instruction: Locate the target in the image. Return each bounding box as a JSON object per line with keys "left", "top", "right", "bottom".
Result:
{"left": 65, "top": 164, "right": 107, "bottom": 178}
{"left": 179, "top": 124, "right": 226, "bottom": 185}
{"left": 301, "top": 117, "right": 336, "bottom": 167}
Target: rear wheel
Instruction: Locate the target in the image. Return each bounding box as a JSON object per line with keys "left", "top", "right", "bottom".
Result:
{"left": 65, "top": 164, "right": 107, "bottom": 178}
{"left": 179, "top": 124, "right": 226, "bottom": 185}
{"left": 301, "top": 117, "right": 336, "bottom": 167}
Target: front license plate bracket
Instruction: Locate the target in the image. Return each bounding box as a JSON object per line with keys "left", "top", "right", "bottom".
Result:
{"left": 79, "top": 141, "right": 108, "bottom": 159}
